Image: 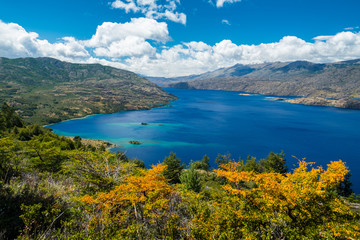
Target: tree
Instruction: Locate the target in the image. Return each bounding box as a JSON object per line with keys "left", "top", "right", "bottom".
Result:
{"left": 260, "top": 151, "right": 288, "bottom": 174}
{"left": 66, "top": 150, "right": 135, "bottom": 192}
{"left": 242, "top": 155, "right": 260, "bottom": 173}
{"left": 162, "top": 152, "right": 184, "bottom": 184}
{"left": 192, "top": 155, "right": 210, "bottom": 171}
{"left": 180, "top": 162, "right": 202, "bottom": 193}
{"left": 206, "top": 160, "right": 360, "bottom": 239}
{"left": 0, "top": 137, "right": 20, "bottom": 183}
{"left": 73, "top": 136, "right": 82, "bottom": 149}
{"left": 0, "top": 103, "right": 24, "bottom": 130}
{"left": 80, "top": 164, "right": 180, "bottom": 239}
{"left": 25, "top": 134, "right": 69, "bottom": 172}
{"left": 215, "top": 153, "right": 232, "bottom": 167}
{"left": 336, "top": 172, "right": 353, "bottom": 197}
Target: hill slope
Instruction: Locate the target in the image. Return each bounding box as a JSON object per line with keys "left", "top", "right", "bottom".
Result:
{"left": 0, "top": 57, "right": 176, "bottom": 124}
{"left": 166, "top": 59, "right": 360, "bottom": 109}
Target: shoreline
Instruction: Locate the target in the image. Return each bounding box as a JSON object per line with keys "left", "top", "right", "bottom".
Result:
{"left": 172, "top": 87, "right": 360, "bottom": 110}
{"left": 65, "top": 136, "right": 117, "bottom": 150}
{"left": 43, "top": 114, "right": 96, "bottom": 128}
{"left": 44, "top": 100, "right": 176, "bottom": 128}
{"left": 45, "top": 100, "right": 177, "bottom": 150}
{"left": 283, "top": 96, "right": 360, "bottom": 110}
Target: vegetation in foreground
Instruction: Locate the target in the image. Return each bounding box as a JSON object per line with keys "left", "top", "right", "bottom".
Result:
{"left": 0, "top": 104, "right": 359, "bottom": 239}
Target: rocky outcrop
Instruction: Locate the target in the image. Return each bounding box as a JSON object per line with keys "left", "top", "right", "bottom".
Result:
{"left": 285, "top": 97, "right": 360, "bottom": 109}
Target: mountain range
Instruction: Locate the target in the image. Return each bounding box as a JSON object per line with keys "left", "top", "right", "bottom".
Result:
{"left": 156, "top": 59, "right": 360, "bottom": 109}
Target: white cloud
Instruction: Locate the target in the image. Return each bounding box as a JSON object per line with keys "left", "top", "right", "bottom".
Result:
{"left": 216, "top": 0, "right": 242, "bottom": 8}
{"left": 123, "top": 31, "right": 360, "bottom": 77}
{"left": 2, "top": 19, "right": 360, "bottom": 77}
{"left": 344, "top": 26, "right": 359, "bottom": 31}
{"left": 84, "top": 18, "right": 169, "bottom": 58}
{"left": 86, "top": 18, "right": 169, "bottom": 47}
{"left": 93, "top": 36, "right": 155, "bottom": 58}
{"left": 313, "top": 35, "right": 333, "bottom": 41}
{"left": 111, "top": 0, "right": 186, "bottom": 25}
{"left": 222, "top": 19, "right": 230, "bottom": 25}
{"left": 111, "top": 0, "right": 140, "bottom": 13}
{"left": 0, "top": 20, "right": 89, "bottom": 61}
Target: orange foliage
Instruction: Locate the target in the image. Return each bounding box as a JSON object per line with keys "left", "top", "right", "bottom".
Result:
{"left": 80, "top": 164, "right": 175, "bottom": 236}
{"left": 210, "top": 160, "right": 359, "bottom": 239}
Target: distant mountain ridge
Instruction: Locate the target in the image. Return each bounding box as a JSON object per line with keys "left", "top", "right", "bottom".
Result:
{"left": 0, "top": 57, "right": 176, "bottom": 124}
{"left": 162, "top": 59, "right": 360, "bottom": 109}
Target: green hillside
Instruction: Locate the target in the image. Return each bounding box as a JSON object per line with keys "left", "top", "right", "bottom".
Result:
{"left": 0, "top": 57, "right": 176, "bottom": 125}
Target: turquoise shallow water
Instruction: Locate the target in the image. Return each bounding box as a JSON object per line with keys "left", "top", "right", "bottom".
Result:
{"left": 48, "top": 88, "right": 360, "bottom": 193}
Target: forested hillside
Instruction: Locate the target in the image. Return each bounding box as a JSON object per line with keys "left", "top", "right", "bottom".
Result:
{"left": 0, "top": 104, "right": 359, "bottom": 239}
{"left": 0, "top": 57, "right": 176, "bottom": 125}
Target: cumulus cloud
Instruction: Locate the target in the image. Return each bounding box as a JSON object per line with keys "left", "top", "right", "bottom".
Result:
{"left": 111, "top": 0, "right": 186, "bottom": 25}
{"left": 0, "top": 20, "right": 89, "bottom": 61}
{"left": 1, "top": 19, "right": 360, "bottom": 77}
{"left": 216, "top": 0, "right": 242, "bottom": 8}
{"left": 86, "top": 18, "right": 169, "bottom": 47}
{"left": 84, "top": 18, "right": 169, "bottom": 58}
{"left": 122, "top": 31, "right": 360, "bottom": 76}
{"left": 92, "top": 36, "right": 155, "bottom": 58}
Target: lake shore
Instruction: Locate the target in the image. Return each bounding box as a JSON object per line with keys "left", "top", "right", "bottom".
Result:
{"left": 284, "top": 97, "right": 360, "bottom": 110}
{"left": 65, "top": 136, "right": 117, "bottom": 150}
{"left": 49, "top": 88, "right": 360, "bottom": 193}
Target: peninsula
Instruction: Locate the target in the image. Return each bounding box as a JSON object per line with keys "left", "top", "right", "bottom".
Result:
{"left": 0, "top": 57, "right": 176, "bottom": 125}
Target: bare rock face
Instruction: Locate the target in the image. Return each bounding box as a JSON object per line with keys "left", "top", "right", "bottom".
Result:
{"left": 285, "top": 97, "right": 335, "bottom": 106}
{"left": 285, "top": 97, "right": 360, "bottom": 109}
{"left": 335, "top": 98, "right": 360, "bottom": 109}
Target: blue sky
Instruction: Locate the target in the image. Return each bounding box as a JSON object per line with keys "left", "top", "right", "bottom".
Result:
{"left": 0, "top": 0, "right": 359, "bottom": 76}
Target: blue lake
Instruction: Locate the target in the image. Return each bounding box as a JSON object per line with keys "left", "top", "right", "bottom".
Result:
{"left": 48, "top": 88, "right": 360, "bottom": 193}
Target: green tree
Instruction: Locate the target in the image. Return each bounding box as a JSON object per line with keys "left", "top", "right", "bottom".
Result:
{"left": 162, "top": 152, "right": 184, "bottom": 184}
{"left": 0, "top": 103, "right": 24, "bottom": 130}
{"left": 73, "top": 136, "right": 82, "bottom": 149}
{"left": 242, "top": 155, "right": 260, "bottom": 173}
{"left": 0, "top": 137, "right": 21, "bottom": 183}
{"left": 193, "top": 154, "right": 210, "bottom": 171}
{"left": 215, "top": 153, "right": 232, "bottom": 167}
{"left": 180, "top": 161, "right": 202, "bottom": 193}
{"left": 260, "top": 151, "right": 288, "bottom": 174}
{"left": 26, "top": 135, "right": 68, "bottom": 172}
{"left": 18, "top": 128, "right": 32, "bottom": 141}
{"left": 337, "top": 172, "right": 353, "bottom": 197}
{"left": 29, "top": 124, "right": 43, "bottom": 136}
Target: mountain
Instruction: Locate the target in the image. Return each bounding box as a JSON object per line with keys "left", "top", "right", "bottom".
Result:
{"left": 165, "top": 59, "right": 360, "bottom": 109}
{"left": 0, "top": 57, "right": 176, "bottom": 124}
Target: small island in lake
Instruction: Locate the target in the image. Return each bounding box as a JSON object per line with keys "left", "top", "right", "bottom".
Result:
{"left": 129, "top": 140, "right": 142, "bottom": 145}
